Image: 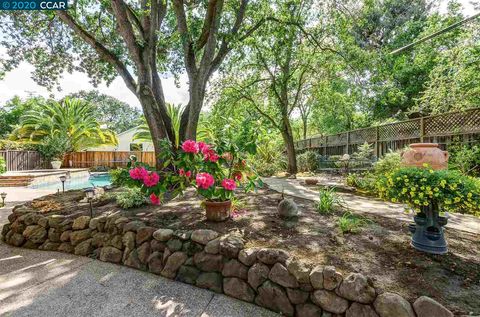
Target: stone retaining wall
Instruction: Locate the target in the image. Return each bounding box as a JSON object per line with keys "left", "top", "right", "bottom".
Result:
{"left": 1, "top": 207, "right": 454, "bottom": 317}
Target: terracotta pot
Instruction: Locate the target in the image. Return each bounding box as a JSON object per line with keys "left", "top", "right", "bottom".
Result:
{"left": 305, "top": 178, "right": 318, "bottom": 185}
{"left": 204, "top": 200, "right": 231, "bottom": 222}
{"left": 401, "top": 143, "right": 448, "bottom": 170}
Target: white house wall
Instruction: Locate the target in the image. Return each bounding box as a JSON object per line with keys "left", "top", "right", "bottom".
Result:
{"left": 88, "top": 127, "right": 154, "bottom": 152}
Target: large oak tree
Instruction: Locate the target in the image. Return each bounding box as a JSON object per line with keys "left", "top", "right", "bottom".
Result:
{"left": 0, "top": 0, "right": 264, "bottom": 167}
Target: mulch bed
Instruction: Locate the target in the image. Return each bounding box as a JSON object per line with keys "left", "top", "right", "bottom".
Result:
{"left": 23, "top": 187, "right": 480, "bottom": 315}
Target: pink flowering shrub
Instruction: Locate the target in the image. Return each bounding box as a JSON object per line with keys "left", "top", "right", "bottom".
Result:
{"left": 122, "top": 138, "right": 261, "bottom": 206}
{"left": 175, "top": 139, "right": 260, "bottom": 202}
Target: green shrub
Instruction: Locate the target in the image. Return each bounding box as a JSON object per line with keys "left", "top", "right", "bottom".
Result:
{"left": 337, "top": 212, "right": 369, "bottom": 233}
{"left": 251, "top": 140, "right": 286, "bottom": 176}
{"left": 116, "top": 187, "right": 146, "bottom": 209}
{"left": 346, "top": 172, "right": 377, "bottom": 194}
{"left": 373, "top": 151, "right": 402, "bottom": 175}
{"left": 0, "top": 156, "right": 5, "bottom": 174}
{"left": 316, "top": 187, "right": 344, "bottom": 214}
{"left": 37, "top": 135, "right": 70, "bottom": 161}
{"left": 297, "top": 150, "right": 320, "bottom": 172}
{"left": 110, "top": 168, "right": 130, "bottom": 187}
{"left": 376, "top": 167, "right": 480, "bottom": 216}
{"left": 0, "top": 140, "right": 38, "bottom": 150}
{"left": 352, "top": 142, "right": 373, "bottom": 160}
{"left": 448, "top": 144, "right": 480, "bottom": 176}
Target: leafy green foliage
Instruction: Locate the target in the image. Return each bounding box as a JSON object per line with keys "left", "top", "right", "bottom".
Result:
{"left": 0, "top": 96, "right": 40, "bottom": 138}
{"left": 345, "top": 172, "right": 377, "bottom": 194}
{"left": 0, "top": 156, "right": 5, "bottom": 174}
{"left": 0, "top": 140, "right": 38, "bottom": 150}
{"left": 37, "top": 135, "right": 70, "bottom": 161}
{"left": 11, "top": 97, "right": 118, "bottom": 151}
{"left": 448, "top": 144, "right": 480, "bottom": 177}
{"left": 109, "top": 168, "right": 131, "bottom": 187}
{"left": 377, "top": 167, "right": 480, "bottom": 216}
{"left": 115, "top": 188, "right": 146, "bottom": 209}
{"left": 66, "top": 90, "right": 142, "bottom": 133}
{"left": 297, "top": 151, "right": 320, "bottom": 172}
{"left": 316, "top": 187, "right": 344, "bottom": 214}
{"left": 353, "top": 142, "right": 374, "bottom": 160}
{"left": 337, "top": 212, "right": 369, "bottom": 234}
{"left": 373, "top": 151, "right": 402, "bottom": 175}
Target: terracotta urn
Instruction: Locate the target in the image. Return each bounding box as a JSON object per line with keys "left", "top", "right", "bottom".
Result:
{"left": 204, "top": 200, "right": 231, "bottom": 221}
{"left": 401, "top": 143, "right": 448, "bottom": 170}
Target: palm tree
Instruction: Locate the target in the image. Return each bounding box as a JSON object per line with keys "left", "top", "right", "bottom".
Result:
{"left": 10, "top": 97, "right": 118, "bottom": 151}
{"left": 133, "top": 103, "right": 184, "bottom": 146}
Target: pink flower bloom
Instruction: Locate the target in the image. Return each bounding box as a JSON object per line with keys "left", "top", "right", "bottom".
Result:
{"left": 196, "top": 172, "right": 215, "bottom": 189}
{"left": 129, "top": 167, "right": 148, "bottom": 180}
{"left": 221, "top": 178, "right": 237, "bottom": 191}
{"left": 179, "top": 168, "right": 185, "bottom": 176}
{"left": 198, "top": 142, "right": 210, "bottom": 154}
{"left": 181, "top": 140, "right": 199, "bottom": 154}
{"left": 185, "top": 170, "right": 192, "bottom": 178}
{"left": 143, "top": 172, "right": 160, "bottom": 187}
{"left": 204, "top": 149, "right": 219, "bottom": 162}
{"left": 150, "top": 193, "right": 160, "bottom": 205}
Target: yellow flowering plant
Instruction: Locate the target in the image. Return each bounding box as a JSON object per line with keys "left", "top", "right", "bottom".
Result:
{"left": 376, "top": 167, "right": 480, "bottom": 216}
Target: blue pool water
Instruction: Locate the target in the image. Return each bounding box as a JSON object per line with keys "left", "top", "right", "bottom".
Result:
{"left": 32, "top": 173, "right": 112, "bottom": 190}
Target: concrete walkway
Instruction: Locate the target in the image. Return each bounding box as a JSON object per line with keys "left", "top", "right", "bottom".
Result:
{"left": 0, "top": 192, "right": 278, "bottom": 317}
{"left": 263, "top": 177, "right": 480, "bottom": 235}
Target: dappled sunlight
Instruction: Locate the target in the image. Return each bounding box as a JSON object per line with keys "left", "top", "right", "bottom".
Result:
{"left": 0, "top": 255, "right": 22, "bottom": 262}
{"left": 152, "top": 297, "right": 186, "bottom": 316}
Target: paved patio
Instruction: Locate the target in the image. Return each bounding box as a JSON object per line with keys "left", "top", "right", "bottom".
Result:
{"left": 263, "top": 176, "right": 480, "bottom": 235}
{"left": 0, "top": 191, "right": 278, "bottom": 317}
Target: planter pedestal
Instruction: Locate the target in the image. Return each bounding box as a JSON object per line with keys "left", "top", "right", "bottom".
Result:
{"left": 409, "top": 203, "right": 448, "bottom": 255}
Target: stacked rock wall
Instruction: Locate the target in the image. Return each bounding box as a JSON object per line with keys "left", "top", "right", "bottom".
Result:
{"left": 1, "top": 207, "right": 454, "bottom": 317}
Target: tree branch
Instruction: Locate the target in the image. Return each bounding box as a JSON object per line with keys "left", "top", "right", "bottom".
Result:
{"left": 111, "top": 0, "right": 145, "bottom": 72}
{"left": 173, "top": 0, "right": 197, "bottom": 74}
{"left": 196, "top": 0, "right": 219, "bottom": 50}
{"left": 56, "top": 11, "right": 137, "bottom": 95}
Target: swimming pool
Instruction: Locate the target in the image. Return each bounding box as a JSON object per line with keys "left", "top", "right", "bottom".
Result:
{"left": 30, "top": 173, "right": 112, "bottom": 190}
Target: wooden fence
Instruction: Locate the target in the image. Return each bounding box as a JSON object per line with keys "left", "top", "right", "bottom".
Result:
{"left": 0, "top": 150, "right": 49, "bottom": 171}
{"left": 295, "top": 107, "right": 480, "bottom": 157}
{"left": 63, "top": 151, "right": 156, "bottom": 168}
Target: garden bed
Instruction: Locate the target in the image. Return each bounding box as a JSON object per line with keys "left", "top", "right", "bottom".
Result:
{"left": 3, "top": 188, "right": 478, "bottom": 315}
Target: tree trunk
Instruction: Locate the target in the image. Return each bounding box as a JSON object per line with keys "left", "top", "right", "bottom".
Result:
{"left": 281, "top": 115, "right": 297, "bottom": 175}
{"left": 138, "top": 89, "right": 170, "bottom": 169}
{"left": 179, "top": 75, "right": 207, "bottom": 142}
{"left": 302, "top": 116, "right": 308, "bottom": 140}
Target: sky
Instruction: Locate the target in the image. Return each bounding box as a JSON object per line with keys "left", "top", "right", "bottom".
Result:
{"left": 0, "top": 0, "right": 476, "bottom": 110}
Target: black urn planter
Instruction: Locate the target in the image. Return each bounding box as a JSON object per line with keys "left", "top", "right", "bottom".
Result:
{"left": 409, "top": 203, "right": 448, "bottom": 255}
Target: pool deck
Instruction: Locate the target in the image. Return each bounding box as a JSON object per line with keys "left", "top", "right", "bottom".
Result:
{"left": 0, "top": 169, "right": 90, "bottom": 188}
{"left": 2, "top": 168, "right": 89, "bottom": 177}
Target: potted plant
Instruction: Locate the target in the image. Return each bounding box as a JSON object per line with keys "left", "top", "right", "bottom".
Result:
{"left": 123, "top": 138, "right": 261, "bottom": 222}
{"left": 377, "top": 166, "right": 480, "bottom": 254}
{"left": 37, "top": 135, "right": 70, "bottom": 169}
{"left": 177, "top": 139, "right": 260, "bottom": 221}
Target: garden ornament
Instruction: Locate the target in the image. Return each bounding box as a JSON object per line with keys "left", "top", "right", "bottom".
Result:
{"left": 403, "top": 143, "right": 449, "bottom": 254}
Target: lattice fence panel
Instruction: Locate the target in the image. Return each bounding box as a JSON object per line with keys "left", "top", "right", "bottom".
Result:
{"left": 350, "top": 127, "right": 377, "bottom": 144}
{"left": 379, "top": 119, "right": 421, "bottom": 141}
{"left": 424, "top": 108, "right": 480, "bottom": 136}
{"left": 327, "top": 132, "right": 348, "bottom": 145}
{"left": 311, "top": 136, "right": 325, "bottom": 147}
